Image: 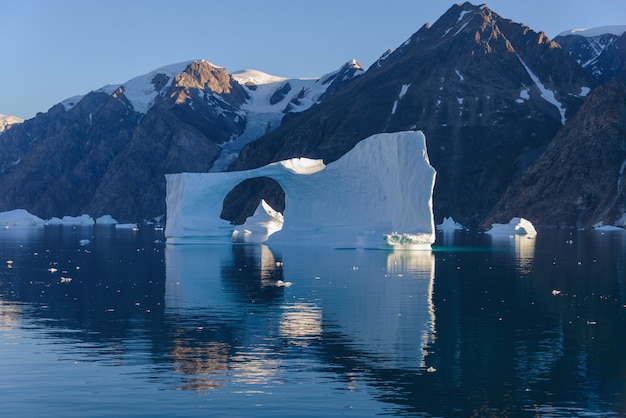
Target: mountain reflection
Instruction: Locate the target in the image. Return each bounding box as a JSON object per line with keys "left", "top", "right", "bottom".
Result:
{"left": 2, "top": 227, "right": 625, "bottom": 416}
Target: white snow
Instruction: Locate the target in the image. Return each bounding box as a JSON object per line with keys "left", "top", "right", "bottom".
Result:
{"left": 516, "top": 54, "right": 567, "bottom": 125}
{"left": 0, "top": 114, "right": 24, "bottom": 132}
{"left": 0, "top": 209, "right": 45, "bottom": 227}
{"left": 436, "top": 217, "right": 465, "bottom": 231}
{"left": 165, "top": 131, "right": 437, "bottom": 249}
{"left": 210, "top": 63, "right": 363, "bottom": 172}
{"left": 557, "top": 25, "right": 626, "bottom": 38}
{"left": 391, "top": 100, "right": 399, "bottom": 115}
{"left": 455, "top": 69, "right": 464, "bottom": 82}
{"left": 519, "top": 89, "right": 530, "bottom": 100}
{"left": 457, "top": 9, "right": 472, "bottom": 23}
{"left": 399, "top": 84, "right": 410, "bottom": 99}
{"left": 119, "top": 61, "right": 191, "bottom": 113}
{"left": 486, "top": 217, "right": 537, "bottom": 236}
{"left": 580, "top": 87, "right": 591, "bottom": 97}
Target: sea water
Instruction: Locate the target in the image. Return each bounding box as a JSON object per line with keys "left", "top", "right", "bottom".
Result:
{"left": 0, "top": 225, "right": 625, "bottom": 416}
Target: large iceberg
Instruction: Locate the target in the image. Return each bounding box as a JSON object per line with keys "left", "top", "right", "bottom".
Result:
{"left": 165, "top": 131, "right": 437, "bottom": 249}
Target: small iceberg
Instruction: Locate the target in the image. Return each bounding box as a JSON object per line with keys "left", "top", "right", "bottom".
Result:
{"left": 46, "top": 214, "right": 95, "bottom": 226}
{"left": 486, "top": 217, "right": 537, "bottom": 237}
{"left": 96, "top": 215, "right": 118, "bottom": 225}
{"left": 0, "top": 209, "right": 45, "bottom": 227}
{"left": 233, "top": 199, "right": 284, "bottom": 243}
{"left": 115, "top": 223, "right": 139, "bottom": 230}
{"left": 436, "top": 216, "right": 465, "bottom": 231}
{"left": 593, "top": 223, "right": 624, "bottom": 231}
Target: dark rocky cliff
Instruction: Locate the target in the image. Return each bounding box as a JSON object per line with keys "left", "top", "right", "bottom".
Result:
{"left": 484, "top": 81, "right": 626, "bottom": 228}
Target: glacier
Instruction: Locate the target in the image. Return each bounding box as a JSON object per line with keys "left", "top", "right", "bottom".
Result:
{"left": 165, "top": 131, "right": 437, "bottom": 249}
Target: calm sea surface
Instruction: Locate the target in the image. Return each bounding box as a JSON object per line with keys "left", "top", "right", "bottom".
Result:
{"left": 0, "top": 225, "right": 625, "bottom": 417}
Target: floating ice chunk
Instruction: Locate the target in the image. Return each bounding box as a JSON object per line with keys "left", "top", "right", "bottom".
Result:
{"left": 115, "top": 223, "right": 139, "bottom": 230}
{"left": 486, "top": 217, "right": 537, "bottom": 236}
{"left": 233, "top": 199, "right": 284, "bottom": 243}
{"left": 46, "top": 214, "right": 95, "bottom": 226}
{"left": 96, "top": 215, "right": 118, "bottom": 225}
{"left": 593, "top": 224, "right": 624, "bottom": 231}
{"left": 436, "top": 217, "right": 465, "bottom": 231}
{"left": 0, "top": 209, "right": 45, "bottom": 227}
{"left": 79, "top": 239, "right": 90, "bottom": 246}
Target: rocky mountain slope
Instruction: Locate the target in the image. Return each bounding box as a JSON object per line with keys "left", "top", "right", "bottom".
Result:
{"left": 484, "top": 80, "right": 626, "bottom": 228}
{"left": 555, "top": 26, "right": 626, "bottom": 82}
{"left": 1, "top": 2, "right": 625, "bottom": 229}
{"left": 0, "top": 60, "right": 362, "bottom": 222}
{"left": 233, "top": 2, "right": 593, "bottom": 227}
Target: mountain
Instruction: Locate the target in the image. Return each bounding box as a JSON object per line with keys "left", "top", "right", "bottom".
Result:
{"left": 555, "top": 26, "right": 626, "bottom": 82}
{"left": 484, "top": 80, "right": 626, "bottom": 228}
{"left": 232, "top": 2, "right": 593, "bottom": 227}
{"left": 1, "top": 2, "right": 622, "bottom": 229}
{"left": 0, "top": 60, "right": 363, "bottom": 222}
{"left": 0, "top": 114, "right": 23, "bottom": 133}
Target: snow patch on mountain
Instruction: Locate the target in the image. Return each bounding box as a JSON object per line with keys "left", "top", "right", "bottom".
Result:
{"left": 0, "top": 114, "right": 24, "bottom": 133}
{"left": 119, "top": 61, "right": 191, "bottom": 113}
{"left": 516, "top": 54, "right": 567, "bottom": 125}
{"left": 557, "top": 25, "right": 626, "bottom": 38}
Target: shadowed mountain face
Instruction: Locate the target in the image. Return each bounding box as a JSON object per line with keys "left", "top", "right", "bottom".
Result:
{"left": 555, "top": 30, "right": 626, "bottom": 83}
{"left": 233, "top": 2, "right": 592, "bottom": 227}
{"left": 2, "top": 3, "right": 624, "bottom": 229}
{"left": 484, "top": 81, "right": 626, "bottom": 228}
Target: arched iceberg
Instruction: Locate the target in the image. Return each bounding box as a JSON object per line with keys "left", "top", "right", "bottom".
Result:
{"left": 165, "top": 131, "right": 437, "bottom": 249}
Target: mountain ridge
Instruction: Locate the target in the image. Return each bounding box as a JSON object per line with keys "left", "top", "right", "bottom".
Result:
{"left": 0, "top": 2, "right": 624, "bottom": 229}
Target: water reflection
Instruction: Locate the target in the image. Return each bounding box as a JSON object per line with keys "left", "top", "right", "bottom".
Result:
{"left": 2, "top": 226, "right": 626, "bottom": 416}
{"left": 164, "top": 244, "right": 436, "bottom": 376}
{"left": 487, "top": 233, "right": 536, "bottom": 275}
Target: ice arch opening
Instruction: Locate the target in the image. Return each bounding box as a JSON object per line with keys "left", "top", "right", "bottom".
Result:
{"left": 220, "top": 177, "right": 285, "bottom": 225}
{"left": 165, "top": 131, "right": 437, "bottom": 249}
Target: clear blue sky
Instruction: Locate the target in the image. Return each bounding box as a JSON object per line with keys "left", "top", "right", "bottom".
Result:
{"left": 2, "top": 0, "right": 624, "bottom": 119}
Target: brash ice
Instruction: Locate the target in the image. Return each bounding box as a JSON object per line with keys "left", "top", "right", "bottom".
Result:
{"left": 164, "top": 131, "right": 437, "bottom": 249}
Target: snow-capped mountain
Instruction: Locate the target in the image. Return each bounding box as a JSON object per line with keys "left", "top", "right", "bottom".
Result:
{"left": 0, "top": 2, "right": 624, "bottom": 228}
{"left": 232, "top": 2, "right": 593, "bottom": 227}
{"left": 555, "top": 25, "right": 626, "bottom": 82}
{"left": 0, "top": 59, "right": 363, "bottom": 222}
{"left": 0, "top": 114, "right": 24, "bottom": 133}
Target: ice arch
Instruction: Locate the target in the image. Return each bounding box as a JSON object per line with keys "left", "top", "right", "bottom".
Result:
{"left": 165, "top": 131, "right": 437, "bottom": 249}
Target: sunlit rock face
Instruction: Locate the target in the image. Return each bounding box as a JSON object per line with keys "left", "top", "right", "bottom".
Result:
{"left": 165, "top": 131, "right": 436, "bottom": 249}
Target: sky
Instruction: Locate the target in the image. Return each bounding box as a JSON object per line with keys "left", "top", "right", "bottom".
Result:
{"left": 1, "top": 0, "right": 625, "bottom": 119}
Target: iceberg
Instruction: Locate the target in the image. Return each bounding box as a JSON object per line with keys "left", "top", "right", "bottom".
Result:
{"left": 0, "top": 209, "right": 45, "bottom": 227}
{"left": 165, "top": 131, "right": 437, "bottom": 249}
{"left": 486, "top": 217, "right": 537, "bottom": 236}
{"left": 436, "top": 216, "right": 465, "bottom": 231}
{"left": 233, "top": 199, "right": 284, "bottom": 243}
{"left": 46, "top": 214, "right": 95, "bottom": 226}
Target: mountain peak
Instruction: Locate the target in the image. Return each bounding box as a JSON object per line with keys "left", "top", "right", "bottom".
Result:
{"left": 0, "top": 114, "right": 24, "bottom": 132}
{"left": 557, "top": 25, "right": 626, "bottom": 38}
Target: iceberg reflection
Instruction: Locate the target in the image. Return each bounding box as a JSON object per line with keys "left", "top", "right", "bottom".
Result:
{"left": 164, "top": 244, "right": 437, "bottom": 385}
